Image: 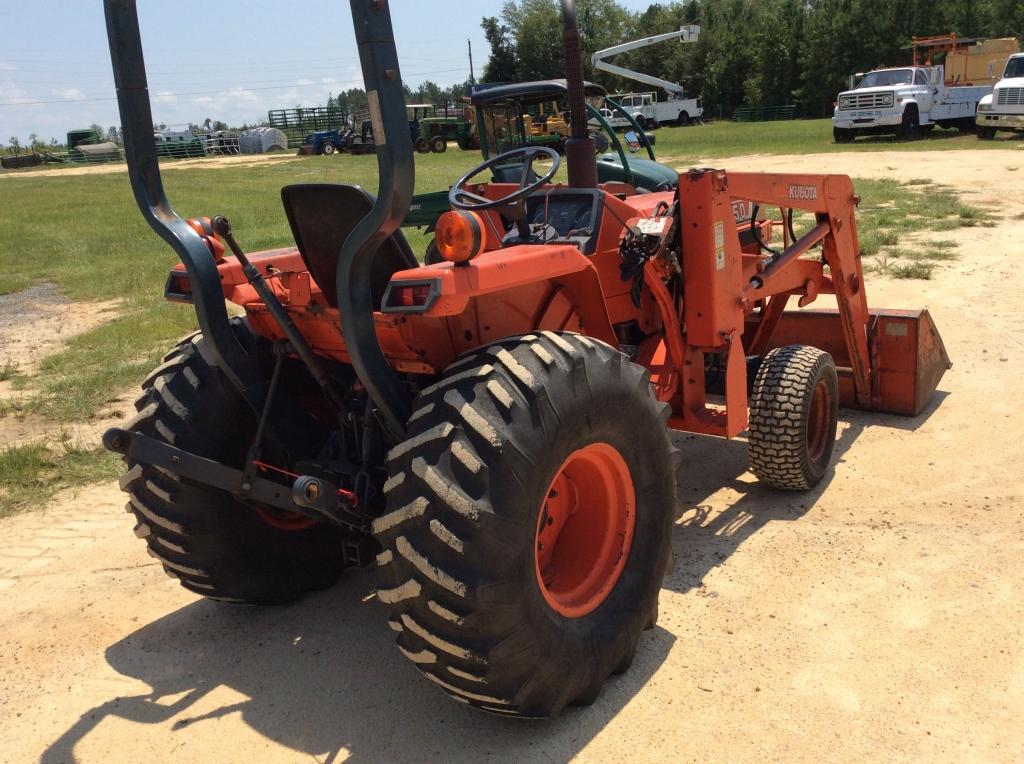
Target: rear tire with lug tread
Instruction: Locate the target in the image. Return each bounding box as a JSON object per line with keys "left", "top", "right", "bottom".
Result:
{"left": 977, "top": 126, "right": 996, "bottom": 140}
{"left": 748, "top": 344, "right": 839, "bottom": 491}
{"left": 119, "top": 322, "right": 347, "bottom": 604}
{"left": 373, "top": 332, "right": 678, "bottom": 717}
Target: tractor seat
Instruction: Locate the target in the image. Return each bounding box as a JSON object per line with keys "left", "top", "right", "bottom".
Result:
{"left": 281, "top": 183, "right": 418, "bottom": 308}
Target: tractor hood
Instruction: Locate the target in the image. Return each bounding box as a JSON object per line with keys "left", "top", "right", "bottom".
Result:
{"left": 597, "top": 155, "right": 678, "bottom": 192}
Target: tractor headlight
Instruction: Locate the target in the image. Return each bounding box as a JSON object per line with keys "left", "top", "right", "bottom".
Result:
{"left": 978, "top": 101, "right": 993, "bottom": 112}
{"left": 839, "top": 96, "right": 853, "bottom": 109}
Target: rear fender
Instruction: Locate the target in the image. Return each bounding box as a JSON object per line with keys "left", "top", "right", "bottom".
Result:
{"left": 384, "top": 244, "right": 618, "bottom": 349}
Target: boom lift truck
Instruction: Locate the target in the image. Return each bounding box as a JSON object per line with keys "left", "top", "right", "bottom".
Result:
{"left": 592, "top": 26, "right": 703, "bottom": 127}
{"left": 103, "top": 0, "right": 949, "bottom": 718}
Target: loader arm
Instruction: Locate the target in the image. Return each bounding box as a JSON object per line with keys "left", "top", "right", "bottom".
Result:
{"left": 725, "top": 172, "right": 873, "bottom": 408}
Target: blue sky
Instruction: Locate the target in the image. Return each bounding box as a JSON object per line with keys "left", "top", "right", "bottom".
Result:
{"left": 0, "top": 0, "right": 655, "bottom": 143}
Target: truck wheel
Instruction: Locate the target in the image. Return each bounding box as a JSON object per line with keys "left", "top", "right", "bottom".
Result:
{"left": 322, "top": 142, "right": 336, "bottom": 155}
{"left": 430, "top": 136, "right": 448, "bottom": 153}
{"left": 748, "top": 344, "right": 838, "bottom": 491}
{"left": 414, "top": 137, "right": 430, "bottom": 153}
{"left": 977, "top": 126, "right": 997, "bottom": 140}
{"left": 676, "top": 111, "right": 690, "bottom": 127}
{"left": 899, "top": 108, "right": 920, "bottom": 141}
{"left": 373, "top": 332, "right": 677, "bottom": 717}
{"left": 833, "top": 127, "right": 855, "bottom": 144}
{"left": 119, "top": 325, "right": 347, "bottom": 604}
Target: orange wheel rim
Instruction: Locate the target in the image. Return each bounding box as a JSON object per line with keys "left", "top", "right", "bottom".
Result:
{"left": 534, "top": 443, "right": 636, "bottom": 618}
{"left": 807, "top": 379, "right": 831, "bottom": 462}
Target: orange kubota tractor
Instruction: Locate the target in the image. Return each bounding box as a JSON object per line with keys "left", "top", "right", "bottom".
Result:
{"left": 103, "top": 0, "right": 949, "bottom": 717}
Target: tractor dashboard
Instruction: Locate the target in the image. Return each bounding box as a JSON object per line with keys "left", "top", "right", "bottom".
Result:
{"left": 501, "top": 189, "right": 604, "bottom": 254}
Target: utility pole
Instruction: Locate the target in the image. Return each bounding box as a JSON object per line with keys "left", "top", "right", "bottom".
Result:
{"left": 468, "top": 39, "right": 475, "bottom": 84}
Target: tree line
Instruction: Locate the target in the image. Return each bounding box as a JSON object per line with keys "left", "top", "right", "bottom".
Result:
{"left": 480, "top": 0, "right": 1024, "bottom": 118}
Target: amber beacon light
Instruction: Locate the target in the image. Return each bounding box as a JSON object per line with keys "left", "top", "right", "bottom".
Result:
{"left": 434, "top": 210, "right": 485, "bottom": 264}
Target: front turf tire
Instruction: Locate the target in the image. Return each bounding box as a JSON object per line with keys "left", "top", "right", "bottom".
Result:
{"left": 373, "top": 332, "right": 677, "bottom": 717}
{"left": 748, "top": 344, "right": 839, "bottom": 491}
{"left": 119, "top": 325, "right": 347, "bottom": 604}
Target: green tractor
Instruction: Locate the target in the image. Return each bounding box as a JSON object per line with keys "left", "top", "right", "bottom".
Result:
{"left": 414, "top": 111, "right": 479, "bottom": 154}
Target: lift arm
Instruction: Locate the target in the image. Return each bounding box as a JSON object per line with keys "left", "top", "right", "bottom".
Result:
{"left": 591, "top": 26, "right": 699, "bottom": 98}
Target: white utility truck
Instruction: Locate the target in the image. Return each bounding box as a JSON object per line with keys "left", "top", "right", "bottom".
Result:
{"left": 977, "top": 52, "right": 1024, "bottom": 139}
{"left": 592, "top": 26, "right": 703, "bottom": 127}
{"left": 832, "top": 35, "right": 1018, "bottom": 142}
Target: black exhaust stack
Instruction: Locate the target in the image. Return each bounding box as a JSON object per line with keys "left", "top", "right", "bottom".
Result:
{"left": 561, "top": 0, "right": 597, "bottom": 189}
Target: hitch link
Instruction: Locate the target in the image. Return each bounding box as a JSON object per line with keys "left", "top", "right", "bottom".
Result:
{"left": 103, "top": 427, "right": 363, "bottom": 530}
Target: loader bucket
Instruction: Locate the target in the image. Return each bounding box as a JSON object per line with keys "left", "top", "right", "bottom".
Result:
{"left": 769, "top": 308, "right": 951, "bottom": 416}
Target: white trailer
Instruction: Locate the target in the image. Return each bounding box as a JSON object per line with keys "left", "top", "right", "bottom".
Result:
{"left": 592, "top": 26, "right": 703, "bottom": 128}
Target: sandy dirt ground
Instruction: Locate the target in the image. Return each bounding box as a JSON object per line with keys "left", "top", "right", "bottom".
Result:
{"left": 0, "top": 285, "right": 125, "bottom": 448}
{"left": 1, "top": 149, "right": 1022, "bottom": 763}
{"left": 0, "top": 152, "right": 298, "bottom": 180}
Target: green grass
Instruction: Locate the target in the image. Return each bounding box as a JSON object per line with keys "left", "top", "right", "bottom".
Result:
{"left": 848, "top": 177, "right": 995, "bottom": 280}
{"left": 0, "top": 154, "right": 485, "bottom": 422}
{"left": 0, "top": 439, "right": 121, "bottom": 518}
{"left": 0, "top": 360, "right": 18, "bottom": 382}
{"left": 888, "top": 262, "right": 935, "bottom": 280}
{"left": 645, "top": 118, "right": 1022, "bottom": 162}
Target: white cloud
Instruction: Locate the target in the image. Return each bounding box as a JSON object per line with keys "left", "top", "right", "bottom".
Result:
{"left": 297, "top": 78, "right": 314, "bottom": 86}
{"left": 192, "top": 95, "right": 215, "bottom": 105}
{"left": 226, "top": 87, "right": 259, "bottom": 104}
{"left": 0, "top": 80, "right": 39, "bottom": 107}
{"left": 154, "top": 91, "right": 177, "bottom": 105}
{"left": 51, "top": 87, "right": 86, "bottom": 101}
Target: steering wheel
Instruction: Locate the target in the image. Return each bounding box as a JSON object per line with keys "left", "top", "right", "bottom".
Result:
{"left": 448, "top": 146, "right": 561, "bottom": 211}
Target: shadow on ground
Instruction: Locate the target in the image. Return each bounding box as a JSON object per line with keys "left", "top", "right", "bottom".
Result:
{"left": 666, "top": 391, "right": 949, "bottom": 594}
{"left": 41, "top": 577, "right": 675, "bottom": 762}
{"left": 40, "top": 394, "right": 947, "bottom": 762}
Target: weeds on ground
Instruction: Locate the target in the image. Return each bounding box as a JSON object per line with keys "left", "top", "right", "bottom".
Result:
{"left": 851, "top": 178, "right": 992, "bottom": 279}
{"left": 0, "top": 360, "right": 18, "bottom": 382}
{"left": 0, "top": 437, "right": 121, "bottom": 518}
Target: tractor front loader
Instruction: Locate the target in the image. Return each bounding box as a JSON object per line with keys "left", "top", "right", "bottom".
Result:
{"left": 103, "top": 0, "right": 949, "bottom": 718}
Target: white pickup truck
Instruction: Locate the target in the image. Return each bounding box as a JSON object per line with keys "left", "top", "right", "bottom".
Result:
{"left": 832, "top": 65, "right": 990, "bottom": 142}
{"left": 976, "top": 53, "right": 1024, "bottom": 139}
